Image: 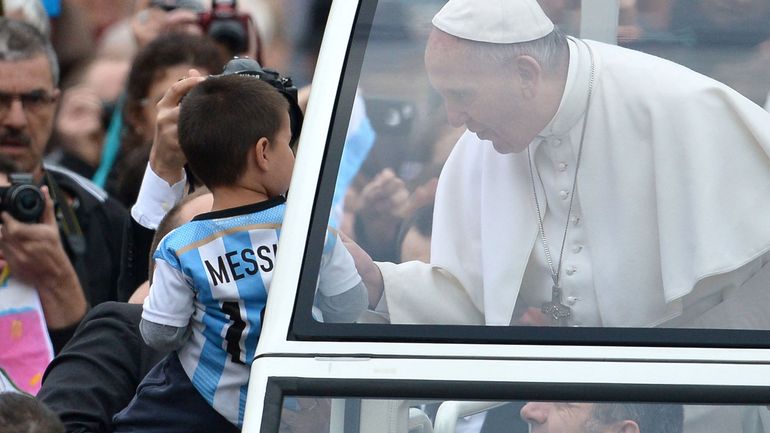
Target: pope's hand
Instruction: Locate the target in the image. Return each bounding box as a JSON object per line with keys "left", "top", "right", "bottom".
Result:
{"left": 515, "top": 307, "right": 552, "bottom": 326}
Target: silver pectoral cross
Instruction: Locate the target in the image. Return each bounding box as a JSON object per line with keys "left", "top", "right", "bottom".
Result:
{"left": 541, "top": 285, "right": 572, "bottom": 325}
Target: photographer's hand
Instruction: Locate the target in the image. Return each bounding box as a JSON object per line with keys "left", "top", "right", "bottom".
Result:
{"left": 131, "top": 6, "right": 166, "bottom": 49}
{"left": 355, "top": 169, "right": 411, "bottom": 253}
{"left": 0, "top": 187, "right": 86, "bottom": 329}
{"left": 131, "top": 5, "right": 201, "bottom": 49}
{"left": 149, "top": 69, "right": 205, "bottom": 186}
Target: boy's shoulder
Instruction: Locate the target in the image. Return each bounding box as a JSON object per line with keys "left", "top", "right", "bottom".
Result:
{"left": 158, "top": 197, "right": 288, "bottom": 256}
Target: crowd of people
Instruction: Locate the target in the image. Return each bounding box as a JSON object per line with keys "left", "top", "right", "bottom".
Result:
{"left": 0, "top": 0, "right": 769, "bottom": 432}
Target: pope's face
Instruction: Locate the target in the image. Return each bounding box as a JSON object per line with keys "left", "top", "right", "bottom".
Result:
{"left": 521, "top": 402, "right": 602, "bottom": 433}
{"left": 425, "top": 32, "right": 544, "bottom": 154}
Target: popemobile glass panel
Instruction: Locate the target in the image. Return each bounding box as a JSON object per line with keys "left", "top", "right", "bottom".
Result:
{"left": 300, "top": 0, "right": 770, "bottom": 336}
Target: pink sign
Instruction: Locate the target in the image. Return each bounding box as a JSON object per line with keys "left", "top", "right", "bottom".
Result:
{"left": 0, "top": 266, "right": 53, "bottom": 394}
{"left": 0, "top": 307, "right": 52, "bottom": 394}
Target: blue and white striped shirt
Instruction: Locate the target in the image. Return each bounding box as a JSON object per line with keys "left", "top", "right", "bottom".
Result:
{"left": 143, "top": 197, "right": 361, "bottom": 426}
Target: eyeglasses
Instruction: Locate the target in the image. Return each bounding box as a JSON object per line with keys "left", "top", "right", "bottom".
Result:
{"left": 0, "top": 90, "right": 57, "bottom": 117}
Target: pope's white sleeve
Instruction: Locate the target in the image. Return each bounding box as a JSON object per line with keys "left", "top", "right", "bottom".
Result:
{"left": 142, "top": 259, "right": 196, "bottom": 328}
{"left": 377, "top": 261, "right": 484, "bottom": 325}
{"left": 672, "top": 253, "right": 770, "bottom": 329}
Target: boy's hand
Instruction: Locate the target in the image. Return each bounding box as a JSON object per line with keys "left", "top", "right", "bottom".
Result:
{"left": 340, "top": 233, "right": 384, "bottom": 309}
{"left": 149, "top": 69, "right": 206, "bottom": 186}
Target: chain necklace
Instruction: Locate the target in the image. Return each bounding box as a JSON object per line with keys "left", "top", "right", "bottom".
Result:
{"left": 527, "top": 40, "right": 596, "bottom": 326}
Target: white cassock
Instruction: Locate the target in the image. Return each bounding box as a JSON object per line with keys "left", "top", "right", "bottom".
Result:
{"left": 376, "top": 37, "right": 770, "bottom": 327}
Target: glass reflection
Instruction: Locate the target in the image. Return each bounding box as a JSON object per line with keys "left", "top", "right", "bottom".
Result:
{"left": 312, "top": 0, "right": 770, "bottom": 330}
{"left": 279, "top": 398, "right": 770, "bottom": 433}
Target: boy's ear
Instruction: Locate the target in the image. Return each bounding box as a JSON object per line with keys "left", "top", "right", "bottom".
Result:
{"left": 254, "top": 137, "right": 271, "bottom": 171}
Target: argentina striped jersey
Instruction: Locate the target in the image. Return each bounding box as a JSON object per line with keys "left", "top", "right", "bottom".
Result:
{"left": 142, "top": 197, "right": 362, "bottom": 426}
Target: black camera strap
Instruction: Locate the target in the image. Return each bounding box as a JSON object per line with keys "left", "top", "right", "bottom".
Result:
{"left": 44, "top": 171, "right": 87, "bottom": 257}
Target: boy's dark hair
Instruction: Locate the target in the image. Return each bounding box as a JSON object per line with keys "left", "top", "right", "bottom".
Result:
{"left": 0, "top": 392, "right": 65, "bottom": 433}
{"left": 179, "top": 75, "right": 289, "bottom": 188}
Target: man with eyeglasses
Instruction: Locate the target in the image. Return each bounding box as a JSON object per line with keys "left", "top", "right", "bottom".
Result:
{"left": 0, "top": 17, "right": 127, "bottom": 391}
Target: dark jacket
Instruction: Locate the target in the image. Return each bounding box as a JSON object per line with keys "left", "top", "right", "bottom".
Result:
{"left": 43, "top": 164, "right": 128, "bottom": 351}
{"left": 37, "top": 302, "right": 166, "bottom": 433}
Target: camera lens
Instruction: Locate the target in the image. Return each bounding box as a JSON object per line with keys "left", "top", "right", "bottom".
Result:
{"left": 209, "top": 19, "right": 248, "bottom": 56}
{"left": 10, "top": 185, "right": 45, "bottom": 223}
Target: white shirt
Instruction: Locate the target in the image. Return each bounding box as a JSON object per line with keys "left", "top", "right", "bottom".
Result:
{"left": 130, "top": 164, "right": 186, "bottom": 230}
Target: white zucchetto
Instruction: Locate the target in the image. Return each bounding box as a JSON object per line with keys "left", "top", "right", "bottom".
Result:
{"left": 432, "top": 0, "right": 555, "bottom": 44}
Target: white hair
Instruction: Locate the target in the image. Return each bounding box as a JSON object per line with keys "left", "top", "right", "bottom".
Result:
{"left": 3, "top": 0, "right": 51, "bottom": 38}
{"left": 465, "top": 27, "right": 569, "bottom": 74}
{"left": 0, "top": 17, "right": 59, "bottom": 86}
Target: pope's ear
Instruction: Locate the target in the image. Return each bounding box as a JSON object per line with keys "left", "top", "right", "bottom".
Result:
{"left": 254, "top": 137, "right": 271, "bottom": 171}
{"left": 615, "top": 420, "right": 640, "bottom": 433}
{"left": 513, "top": 55, "right": 542, "bottom": 98}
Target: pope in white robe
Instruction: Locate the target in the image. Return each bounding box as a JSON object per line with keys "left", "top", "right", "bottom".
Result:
{"left": 359, "top": 0, "right": 770, "bottom": 328}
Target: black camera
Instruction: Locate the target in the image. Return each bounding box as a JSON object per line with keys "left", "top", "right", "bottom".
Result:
{"left": 217, "top": 57, "right": 304, "bottom": 147}
{"left": 149, "top": 0, "right": 258, "bottom": 59}
{"left": 0, "top": 174, "right": 45, "bottom": 223}
{"left": 199, "top": 0, "right": 253, "bottom": 57}
{"left": 149, "top": 0, "right": 204, "bottom": 12}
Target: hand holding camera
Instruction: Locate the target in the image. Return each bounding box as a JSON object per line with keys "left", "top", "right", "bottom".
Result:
{"left": 0, "top": 183, "right": 86, "bottom": 328}
{"left": 143, "top": 0, "right": 256, "bottom": 58}
{"left": 0, "top": 174, "right": 45, "bottom": 223}
{"left": 198, "top": 0, "right": 254, "bottom": 57}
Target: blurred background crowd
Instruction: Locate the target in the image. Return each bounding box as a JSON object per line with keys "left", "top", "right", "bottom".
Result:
{"left": 4, "top": 0, "right": 770, "bottom": 270}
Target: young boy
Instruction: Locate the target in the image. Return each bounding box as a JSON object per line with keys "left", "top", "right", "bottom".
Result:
{"left": 113, "top": 74, "right": 367, "bottom": 432}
